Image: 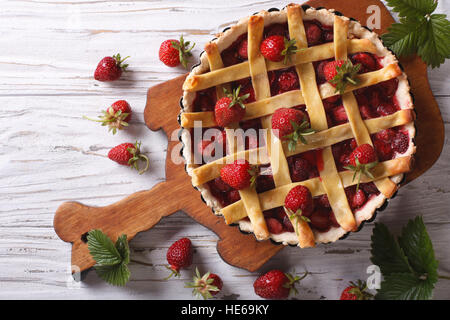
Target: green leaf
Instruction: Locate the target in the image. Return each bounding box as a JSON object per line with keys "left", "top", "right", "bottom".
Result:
{"left": 95, "top": 263, "right": 131, "bottom": 287}
{"left": 87, "top": 230, "right": 131, "bottom": 286}
{"left": 87, "top": 230, "right": 122, "bottom": 266}
{"left": 370, "top": 223, "right": 413, "bottom": 275}
{"left": 376, "top": 272, "right": 434, "bottom": 300}
{"left": 417, "top": 14, "right": 450, "bottom": 68}
{"left": 381, "top": 19, "right": 425, "bottom": 57}
{"left": 398, "top": 216, "right": 439, "bottom": 283}
{"left": 115, "top": 234, "right": 130, "bottom": 265}
{"left": 385, "top": 0, "right": 437, "bottom": 19}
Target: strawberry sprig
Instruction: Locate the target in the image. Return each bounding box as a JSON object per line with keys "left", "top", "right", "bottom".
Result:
{"left": 223, "top": 86, "right": 250, "bottom": 109}
{"left": 125, "top": 141, "right": 150, "bottom": 174}
{"left": 282, "top": 271, "right": 308, "bottom": 297}
{"left": 171, "top": 35, "right": 195, "bottom": 69}
{"left": 112, "top": 53, "right": 130, "bottom": 71}
{"left": 283, "top": 119, "right": 315, "bottom": 151}
{"left": 344, "top": 156, "right": 378, "bottom": 192}
{"left": 281, "top": 38, "right": 300, "bottom": 64}
{"left": 284, "top": 207, "right": 311, "bottom": 236}
{"left": 185, "top": 267, "right": 221, "bottom": 300}
{"left": 329, "top": 60, "right": 361, "bottom": 94}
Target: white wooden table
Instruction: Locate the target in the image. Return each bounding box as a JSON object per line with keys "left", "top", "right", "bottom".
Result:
{"left": 0, "top": 0, "right": 449, "bottom": 300}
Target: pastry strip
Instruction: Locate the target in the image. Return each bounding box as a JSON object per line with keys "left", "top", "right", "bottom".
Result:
{"left": 191, "top": 109, "right": 413, "bottom": 186}
{"left": 181, "top": 64, "right": 402, "bottom": 128}
{"left": 288, "top": 4, "right": 356, "bottom": 232}
{"left": 222, "top": 156, "right": 412, "bottom": 224}
{"left": 183, "top": 39, "right": 377, "bottom": 92}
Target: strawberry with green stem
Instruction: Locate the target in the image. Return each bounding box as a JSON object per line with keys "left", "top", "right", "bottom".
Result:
{"left": 185, "top": 267, "right": 223, "bottom": 300}
{"left": 214, "top": 86, "right": 249, "bottom": 127}
{"left": 253, "top": 269, "right": 308, "bottom": 299}
{"left": 324, "top": 59, "right": 361, "bottom": 94}
{"left": 83, "top": 100, "right": 131, "bottom": 134}
{"left": 271, "top": 108, "right": 315, "bottom": 152}
{"left": 107, "top": 141, "right": 149, "bottom": 174}
{"left": 344, "top": 143, "right": 378, "bottom": 192}
{"left": 94, "top": 53, "right": 129, "bottom": 82}
{"left": 340, "top": 280, "right": 374, "bottom": 300}
{"left": 260, "top": 36, "right": 299, "bottom": 64}
{"left": 159, "top": 35, "right": 195, "bottom": 68}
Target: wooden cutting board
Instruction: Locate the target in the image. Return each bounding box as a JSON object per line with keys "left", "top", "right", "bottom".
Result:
{"left": 53, "top": 0, "right": 444, "bottom": 274}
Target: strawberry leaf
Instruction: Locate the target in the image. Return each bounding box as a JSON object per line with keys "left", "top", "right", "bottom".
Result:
{"left": 376, "top": 272, "right": 434, "bottom": 300}
{"left": 385, "top": 0, "right": 437, "bottom": 19}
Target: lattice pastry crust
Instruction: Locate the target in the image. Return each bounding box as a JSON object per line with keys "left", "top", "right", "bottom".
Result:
{"left": 180, "top": 5, "right": 416, "bottom": 246}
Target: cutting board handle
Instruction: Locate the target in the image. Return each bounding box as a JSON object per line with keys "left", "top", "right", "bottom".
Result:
{"left": 53, "top": 181, "right": 180, "bottom": 272}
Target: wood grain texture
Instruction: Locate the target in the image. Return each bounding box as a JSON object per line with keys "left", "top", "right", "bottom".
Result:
{"left": 0, "top": 0, "right": 449, "bottom": 299}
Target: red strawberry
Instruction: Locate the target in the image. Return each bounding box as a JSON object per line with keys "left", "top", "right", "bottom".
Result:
{"left": 185, "top": 267, "right": 223, "bottom": 299}
{"left": 323, "top": 60, "right": 361, "bottom": 94}
{"left": 376, "top": 102, "right": 397, "bottom": 116}
{"left": 238, "top": 39, "right": 248, "bottom": 60}
{"left": 373, "top": 139, "right": 393, "bottom": 161}
{"left": 323, "top": 60, "right": 345, "bottom": 82}
{"left": 220, "top": 160, "right": 257, "bottom": 190}
{"left": 309, "top": 209, "right": 331, "bottom": 232}
{"left": 359, "top": 105, "right": 375, "bottom": 120}
{"left": 228, "top": 190, "right": 241, "bottom": 203}
{"left": 159, "top": 35, "right": 195, "bottom": 68}
{"left": 351, "top": 189, "right": 367, "bottom": 209}
{"left": 278, "top": 71, "right": 299, "bottom": 92}
{"left": 94, "top": 54, "right": 129, "bottom": 82}
{"left": 291, "top": 158, "right": 311, "bottom": 182}
{"left": 165, "top": 237, "right": 193, "bottom": 278}
{"left": 254, "top": 270, "right": 307, "bottom": 299}
{"left": 340, "top": 280, "right": 373, "bottom": 300}
{"left": 345, "top": 144, "right": 378, "bottom": 191}
{"left": 375, "top": 128, "right": 395, "bottom": 142}
{"left": 84, "top": 100, "right": 132, "bottom": 134}
{"left": 379, "top": 78, "right": 398, "bottom": 98}
{"left": 214, "top": 86, "right": 248, "bottom": 127}
{"left": 284, "top": 185, "right": 314, "bottom": 218}
{"left": 260, "top": 36, "right": 298, "bottom": 63}
{"left": 271, "top": 108, "right": 314, "bottom": 151}
{"left": 107, "top": 141, "right": 149, "bottom": 174}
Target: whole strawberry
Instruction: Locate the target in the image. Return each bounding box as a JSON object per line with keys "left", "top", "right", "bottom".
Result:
{"left": 185, "top": 267, "right": 223, "bottom": 299}
{"left": 271, "top": 108, "right": 314, "bottom": 151}
{"left": 260, "top": 36, "right": 298, "bottom": 64}
{"left": 220, "top": 160, "right": 257, "bottom": 190}
{"left": 323, "top": 59, "right": 361, "bottom": 94}
{"left": 84, "top": 100, "right": 131, "bottom": 134}
{"left": 107, "top": 141, "right": 149, "bottom": 174}
{"left": 214, "top": 86, "right": 249, "bottom": 127}
{"left": 166, "top": 237, "right": 193, "bottom": 279}
{"left": 284, "top": 185, "right": 314, "bottom": 235}
{"left": 94, "top": 53, "right": 129, "bottom": 81}
{"left": 340, "top": 280, "right": 373, "bottom": 300}
{"left": 253, "top": 269, "right": 307, "bottom": 299}
{"left": 344, "top": 143, "right": 378, "bottom": 191}
{"left": 159, "top": 35, "right": 195, "bottom": 68}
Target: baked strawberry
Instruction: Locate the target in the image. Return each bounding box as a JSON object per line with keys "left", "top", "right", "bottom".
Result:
{"left": 94, "top": 53, "right": 129, "bottom": 82}
{"left": 260, "top": 36, "right": 298, "bottom": 64}
{"left": 271, "top": 108, "right": 314, "bottom": 151}
{"left": 159, "top": 35, "right": 195, "bottom": 68}
{"left": 392, "top": 131, "right": 409, "bottom": 154}
{"left": 185, "top": 267, "right": 223, "bottom": 299}
{"left": 304, "top": 21, "right": 322, "bottom": 45}
{"left": 376, "top": 102, "right": 397, "bottom": 116}
{"left": 214, "top": 86, "right": 249, "bottom": 127}
{"left": 165, "top": 237, "right": 193, "bottom": 279}
{"left": 331, "top": 105, "right": 348, "bottom": 124}
{"left": 220, "top": 160, "right": 257, "bottom": 190}
{"left": 107, "top": 141, "right": 149, "bottom": 174}
{"left": 266, "top": 217, "right": 284, "bottom": 234}
{"left": 344, "top": 144, "right": 378, "bottom": 191}
{"left": 238, "top": 39, "right": 248, "bottom": 60}
{"left": 278, "top": 71, "right": 299, "bottom": 92}
{"left": 83, "top": 100, "right": 132, "bottom": 134}
{"left": 323, "top": 59, "right": 361, "bottom": 94}
{"left": 290, "top": 158, "right": 311, "bottom": 182}
{"left": 340, "top": 280, "right": 373, "bottom": 300}
{"left": 253, "top": 270, "right": 307, "bottom": 299}
{"left": 309, "top": 208, "right": 331, "bottom": 232}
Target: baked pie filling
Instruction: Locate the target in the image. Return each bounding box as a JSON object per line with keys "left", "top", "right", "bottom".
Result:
{"left": 180, "top": 5, "right": 415, "bottom": 246}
